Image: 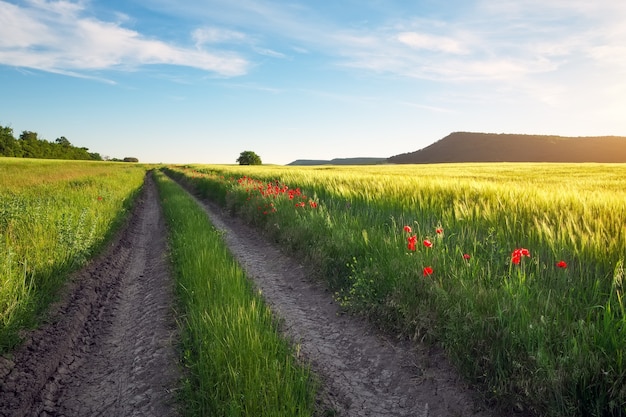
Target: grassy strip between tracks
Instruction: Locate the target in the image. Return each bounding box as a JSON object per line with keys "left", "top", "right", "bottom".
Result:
{"left": 154, "top": 171, "right": 317, "bottom": 417}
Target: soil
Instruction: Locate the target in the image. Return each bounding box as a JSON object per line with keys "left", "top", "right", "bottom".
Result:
{"left": 0, "top": 172, "right": 512, "bottom": 417}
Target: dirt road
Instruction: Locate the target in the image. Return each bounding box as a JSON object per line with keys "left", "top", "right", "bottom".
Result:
{"left": 0, "top": 174, "right": 179, "bottom": 417}
{"left": 0, "top": 173, "right": 503, "bottom": 417}
{"left": 183, "top": 185, "right": 499, "bottom": 417}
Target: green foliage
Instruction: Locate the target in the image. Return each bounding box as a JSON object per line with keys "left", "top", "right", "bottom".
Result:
{"left": 0, "top": 124, "right": 102, "bottom": 160}
{"left": 0, "top": 159, "right": 147, "bottom": 351}
{"left": 236, "top": 150, "right": 262, "bottom": 165}
{"left": 169, "top": 163, "right": 626, "bottom": 417}
{"left": 154, "top": 171, "right": 316, "bottom": 416}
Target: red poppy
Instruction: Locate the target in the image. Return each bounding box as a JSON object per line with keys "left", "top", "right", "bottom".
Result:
{"left": 511, "top": 248, "right": 531, "bottom": 264}
{"left": 423, "top": 266, "right": 433, "bottom": 276}
{"left": 435, "top": 228, "right": 443, "bottom": 234}
{"left": 403, "top": 225, "right": 412, "bottom": 233}
{"left": 423, "top": 239, "right": 433, "bottom": 248}
{"left": 407, "top": 235, "right": 417, "bottom": 251}
{"left": 556, "top": 260, "right": 567, "bottom": 269}
{"left": 463, "top": 253, "right": 471, "bottom": 260}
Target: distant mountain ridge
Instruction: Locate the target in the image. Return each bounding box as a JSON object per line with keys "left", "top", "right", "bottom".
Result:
{"left": 286, "top": 132, "right": 626, "bottom": 166}
{"left": 387, "top": 132, "right": 626, "bottom": 164}
{"left": 288, "top": 157, "right": 387, "bottom": 166}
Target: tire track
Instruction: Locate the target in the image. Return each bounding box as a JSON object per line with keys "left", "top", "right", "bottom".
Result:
{"left": 179, "top": 182, "right": 501, "bottom": 417}
{"left": 0, "top": 173, "right": 179, "bottom": 417}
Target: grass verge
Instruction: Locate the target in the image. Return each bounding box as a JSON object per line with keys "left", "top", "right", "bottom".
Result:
{"left": 0, "top": 159, "right": 147, "bottom": 352}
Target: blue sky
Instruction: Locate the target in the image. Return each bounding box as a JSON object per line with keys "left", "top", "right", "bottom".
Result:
{"left": 1, "top": 0, "right": 625, "bottom": 164}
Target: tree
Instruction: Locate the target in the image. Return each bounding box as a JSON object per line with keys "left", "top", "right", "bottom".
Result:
{"left": 19, "top": 131, "right": 40, "bottom": 158}
{"left": 55, "top": 136, "right": 72, "bottom": 147}
{"left": 0, "top": 125, "right": 19, "bottom": 157}
{"left": 236, "top": 150, "right": 262, "bottom": 165}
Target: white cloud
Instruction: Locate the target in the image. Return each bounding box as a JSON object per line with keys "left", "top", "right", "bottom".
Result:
{"left": 0, "top": 0, "right": 249, "bottom": 77}
{"left": 0, "top": 1, "right": 52, "bottom": 47}
{"left": 16, "top": 0, "right": 623, "bottom": 91}
{"left": 331, "top": 1, "right": 626, "bottom": 86}
{"left": 397, "top": 32, "right": 467, "bottom": 54}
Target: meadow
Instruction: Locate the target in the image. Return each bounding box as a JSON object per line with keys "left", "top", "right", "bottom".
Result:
{"left": 0, "top": 158, "right": 147, "bottom": 351}
{"left": 166, "top": 163, "right": 626, "bottom": 417}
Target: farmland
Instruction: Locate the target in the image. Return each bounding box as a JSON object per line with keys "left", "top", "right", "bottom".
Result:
{"left": 0, "top": 158, "right": 147, "bottom": 351}
{"left": 1, "top": 158, "right": 625, "bottom": 416}
{"left": 0, "top": 160, "right": 320, "bottom": 416}
{"left": 167, "top": 163, "right": 626, "bottom": 417}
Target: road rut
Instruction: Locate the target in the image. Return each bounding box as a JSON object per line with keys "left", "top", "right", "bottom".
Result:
{"left": 0, "top": 173, "right": 179, "bottom": 417}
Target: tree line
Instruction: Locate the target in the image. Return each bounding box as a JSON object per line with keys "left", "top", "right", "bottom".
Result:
{"left": 0, "top": 124, "right": 103, "bottom": 161}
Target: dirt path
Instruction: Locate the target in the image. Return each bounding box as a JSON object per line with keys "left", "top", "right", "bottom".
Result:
{"left": 0, "top": 172, "right": 507, "bottom": 417}
{"left": 0, "top": 173, "right": 179, "bottom": 417}
{"left": 183, "top": 188, "right": 501, "bottom": 417}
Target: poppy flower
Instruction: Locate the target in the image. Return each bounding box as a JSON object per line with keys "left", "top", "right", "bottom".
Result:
{"left": 556, "top": 260, "right": 567, "bottom": 269}
{"left": 403, "top": 225, "right": 412, "bottom": 233}
{"left": 511, "top": 248, "right": 531, "bottom": 264}
{"left": 463, "top": 253, "right": 471, "bottom": 260}
{"left": 407, "top": 235, "right": 417, "bottom": 251}
{"left": 423, "top": 266, "right": 433, "bottom": 276}
{"left": 423, "top": 239, "right": 433, "bottom": 248}
{"left": 435, "top": 228, "right": 443, "bottom": 234}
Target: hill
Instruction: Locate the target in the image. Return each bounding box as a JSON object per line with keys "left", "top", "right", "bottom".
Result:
{"left": 387, "top": 132, "right": 626, "bottom": 164}
{"left": 288, "top": 157, "right": 387, "bottom": 166}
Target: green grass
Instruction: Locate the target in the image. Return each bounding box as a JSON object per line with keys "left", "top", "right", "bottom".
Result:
{"left": 0, "top": 158, "right": 148, "bottom": 352}
{"left": 154, "top": 171, "right": 317, "bottom": 417}
{"left": 166, "top": 163, "right": 626, "bottom": 417}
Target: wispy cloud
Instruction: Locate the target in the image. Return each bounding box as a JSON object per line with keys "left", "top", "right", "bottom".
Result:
{"left": 252, "top": 47, "right": 286, "bottom": 59}
{"left": 396, "top": 32, "right": 467, "bottom": 55}
{"left": 0, "top": 0, "right": 249, "bottom": 77}
{"left": 191, "top": 24, "right": 289, "bottom": 60}
{"left": 192, "top": 27, "right": 248, "bottom": 46}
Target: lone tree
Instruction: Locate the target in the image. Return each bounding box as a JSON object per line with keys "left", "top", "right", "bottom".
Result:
{"left": 236, "top": 150, "right": 262, "bottom": 165}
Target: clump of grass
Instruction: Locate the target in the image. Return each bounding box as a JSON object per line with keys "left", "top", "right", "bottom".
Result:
{"left": 155, "top": 171, "right": 316, "bottom": 417}
{"left": 0, "top": 159, "right": 147, "bottom": 352}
